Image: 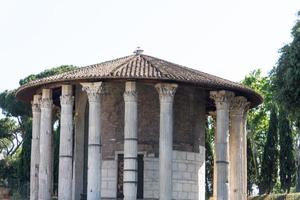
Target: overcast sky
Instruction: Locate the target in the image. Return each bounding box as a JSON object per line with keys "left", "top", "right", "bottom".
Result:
{"left": 0, "top": 0, "right": 299, "bottom": 92}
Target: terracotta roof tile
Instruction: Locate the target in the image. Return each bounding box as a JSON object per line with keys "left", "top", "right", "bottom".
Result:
{"left": 16, "top": 53, "right": 263, "bottom": 107}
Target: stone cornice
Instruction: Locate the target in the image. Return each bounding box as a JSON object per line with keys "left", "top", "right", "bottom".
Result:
{"left": 81, "top": 82, "right": 103, "bottom": 102}
{"left": 210, "top": 90, "right": 234, "bottom": 110}
{"left": 155, "top": 83, "right": 178, "bottom": 103}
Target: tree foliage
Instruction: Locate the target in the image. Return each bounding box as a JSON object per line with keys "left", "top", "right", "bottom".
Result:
{"left": 278, "top": 109, "right": 296, "bottom": 193}
{"left": 259, "top": 106, "right": 279, "bottom": 194}
{"left": 247, "top": 137, "right": 257, "bottom": 195}
{"left": 271, "top": 11, "right": 300, "bottom": 192}
{"left": 242, "top": 69, "right": 272, "bottom": 193}
{"left": 242, "top": 64, "right": 298, "bottom": 194}
{"left": 0, "top": 118, "right": 21, "bottom": 157}
{"left": 0, "top": 90, "right": 32, "bottom": 187}
{"left": 19, "top": 65, "right": 76, "bottom": 86}
{"left": 272, "top": 12, "right": 300, "bottom": 128}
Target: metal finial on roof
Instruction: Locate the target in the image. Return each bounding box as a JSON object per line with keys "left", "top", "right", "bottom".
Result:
{"left": 133, "top": 47, "right": 144, "bottom": 55}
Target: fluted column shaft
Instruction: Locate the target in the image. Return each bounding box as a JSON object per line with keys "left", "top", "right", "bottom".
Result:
{"left": 58, "top": 85, "right": 74, "bottom": 200}
{"left": 210, "top": 90, "right": 234, "bottom": 200}
{"left": 81, "top": 82, "right": 103, "bottom": 200}
{"left": 30, "top": 95, "right": 41, "bottom": 200}
{"left": 123, "top": 82, "right": 138, "bottom": 200}
{"left": 155, "top": 83, "right": 178, "bottom": 200}
{"left": 229, "top": 96, "right": 249, "bottom": 200}
{"left": 38, "top": 89, "right": 53, "bottom": 200}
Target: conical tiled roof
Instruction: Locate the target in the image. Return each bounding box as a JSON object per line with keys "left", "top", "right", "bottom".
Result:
{"left": 16, "top": 53, "right": 263, "bottom": 107}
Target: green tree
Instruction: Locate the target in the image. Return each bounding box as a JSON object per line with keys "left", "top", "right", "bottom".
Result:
{"left": 259, "top": 106, "right": 279, "bottom": 194}
{"left": 247, "top": 137, "right": 257, "bottom": 195}
{"left": 272, "top": 11, "right": 300, "bottom": 192}
{"left": 278, "top": 109, "right": 296, "bottom": 193}
{"left": 19, "top": 65, "right": 76, "bottom": 86}
{"left": 0, "top": 118, "right": 20, "bottom": 156}
{"left": 272, "top": 12, "right": 300, "bottom": 128}
{"left": 0, "top": 90, "right": 32, "bottom": 189}
{"left": 241, "top": 69, "right": 271, "bottom": 193}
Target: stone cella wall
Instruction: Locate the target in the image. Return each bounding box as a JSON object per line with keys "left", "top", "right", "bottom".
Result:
{"left": 100, "top": 148, "right": 205, "bottom": 200}
{"left": 98, "top": 82, "right": 207, "bottom": 159}
{"left": 73, "top": 82, "right": 207, "bottom": 199}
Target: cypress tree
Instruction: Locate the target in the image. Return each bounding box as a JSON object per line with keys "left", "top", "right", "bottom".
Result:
{"left": 259, "top": 106, "right": 279, "bottom": 194}
{"left": 278, "top": 109, "right": 296, "bottom": 193}
{"left": 247, "top": 137, "right": 257, "bottom": 195}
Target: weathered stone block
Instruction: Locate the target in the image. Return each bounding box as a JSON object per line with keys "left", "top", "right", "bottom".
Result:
{"left": 178, "top": 163, "right": 187, "bottom": 171}
{"left": 173, "top": 182, "right": 183, "bottom": 192}
{"left": 187, "top": 152, "right": 195, "bottom": 161}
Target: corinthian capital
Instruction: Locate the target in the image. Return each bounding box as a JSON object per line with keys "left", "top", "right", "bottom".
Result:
{"left": 155, "top": 83, "right": 178, "bottom": 103}
{"left": 81, "top": 82, "right": 103, "bottom": 102}
{"left": 210, "top": 90, "right": 234, "bottom": 110}
{"left": 40, "top": 98, "right": 53, "bottom": 109}
{"left": 124, "top": 81, "right": 137, "bottom": 102}
{"left": 40, "top": 89, "right": 53, "bottom": 109}
{"left": 31, "top": 95, "right": 42, "bottom": 113}
{"left": 60, "top": 85, "right": 74, "bottom": 105}
{"left": 60, "top": 94, "right": 75, "bottom": 105}
{"left": 230, "top": 96, "right": 250, "bottom": 116}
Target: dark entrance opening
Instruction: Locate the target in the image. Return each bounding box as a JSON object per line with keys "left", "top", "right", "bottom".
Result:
{"left": 117, "top": 154, "right": 144, "bottom": 199}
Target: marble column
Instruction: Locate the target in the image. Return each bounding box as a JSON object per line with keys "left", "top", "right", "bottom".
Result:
{"left": 58, "top": 85, "right": 74, "bottom": 200}
{"left": 38, "top": 89, "right": 53, "bottom": 200}
{"left": 30, "top": 94, "right": 41, "bottom": 200}
{"left": 81, "top": 82, "right": 103, "bottom": 200}
{"left": 155, "top": 83, "right": 178, "bottom": 200}
{"left": 123, "top": 81, "right": 138, "bottom": 200}
{"left": 210, "top": 90, "right": 234, "bottom": 200}
{"left": 229, "top": 96, "right": 249, "bottom": 200}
